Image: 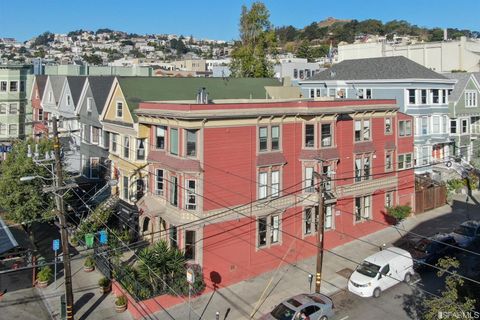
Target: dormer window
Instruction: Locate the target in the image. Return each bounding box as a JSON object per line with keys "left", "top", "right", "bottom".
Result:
{"left": 87, "top": 98, "right": 93, "bottom": 113}
{"left": 116, "top": 101, "right": 123, "bottom": 118}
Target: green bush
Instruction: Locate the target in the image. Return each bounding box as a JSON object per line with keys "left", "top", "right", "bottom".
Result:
{"left": 84, "top": 255, "right": 95, "bottom": 268}
{"left": 447, "top": 179, "right": 466, "bottom": 193}
{"left": 98, "top": 277, "right": 110, "bottom": 287}
{"left": 37, "top": 266, "right": 52, "bottom": 282}
{"left": 115, "top": 295, "right": 127, "bottom": 306}
{"left": 386, "top": 205, "right": 412, "bottom": 221}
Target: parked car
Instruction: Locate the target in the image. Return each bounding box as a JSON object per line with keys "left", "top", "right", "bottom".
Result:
{"left": 260, "top": 293, "right": 335, "bottom": 320}
{"left": 348, "top": 247, "right": 414, "bottom": 298}
{"left": 449, "top": 220, "right": 480, "bottom": 248}
{"left": 409, "top": 234, "right": 457, "bottom": 270}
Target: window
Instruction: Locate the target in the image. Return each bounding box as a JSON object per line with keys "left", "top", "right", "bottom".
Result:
{"left": 48, "top": 91, "right": 53, "bottom": 103}
{"left": 408, "top": 89, "right": 416, "bottom": 104}
{"left": 258, "top": 172, "right": 268, "bottom": 199}
{"left": 186, "top": 129, "right": 197, "bottom": 156}
{"left": 399, "top": 120, "right": 412, "bottom": 137}
{"left": 293, "top": 69, "right": 298, "bottom": 79}
{"left": 271, "top": 126, "right": 279, "bottom": 150}
{"left": 421, "top": 117, "right": 428, "bottom": 135}
{"left": 321, "top": 123, "right": 332, "bottom": 147}
{"left": 0, "top": 104, "right": 7, "bottom": 114}
{"left": 461, "top": 119, "right": 468, "bottom": 134}
{"left": 385, "top": 152, "right": 393, "bottom": 171}
{"left": 9, "top": 124, "right": 18, "bottom": 136}
{"left": 170, "top": 176, "right": 178, "bottom": 206}
{"left": 432, "top": 116, "right": 440, "bottom": 134}
{"left": 358, "top": 88, "right": 372, "bottom": 99}
{"left": 170, "top": 128, "right": 178, "bottom": 155}
{"left": 421, "top": 146, "right": 429, "bottom": 165}
{"left": 111, "top": 133, "right": 118, "bottom": 153}
{"left": 116, "top": 101, "right": 123, "bottom": 118}
{"left": 355, "top": 195, "right": 371, "bottom": 222}
{"left": 325, "top": 205, "right": 333, "bottom": 230}
{"left": 123, "top": 136, "right": 130, "bottom": 158}
{"left": 305, "top": 69, "right": 311, "bottom": 79}
{"left": 316, "top": 89, "right": 321, "bottom": 97}
{"left": 322, "top": 164, "right": 333, "bottom": 191}
{"left": 38, "top": 109, "right": 43, "bottom": 121}
{"left": 354, "top": 119, "right": 370, "bottom": 142}
{"left": 385, "top": 191, "right": 393, "bottom": 208}
{"left": 87, "top": 98, "right": 93, "bottom": 113}
{"left": 271, "top": 171, "right": 279, "bottom": 198}
{"left": 450, "top": 120, "right": 457, "bottom": 134}
{"left": 91, "top": 127, "right": 99, "bottom": 144}
{"left": 123, "top": 176, "right": 129, "bottom": 200}
{"left": 310, "top": 89, "right": 315, "bottom": 98}
{"left": 258, "top": 214, "right": 280, "bottom": 247}
{"left": 432, "top": 89, "right": 440, "bottom": 104}
{"left": 137, "top": 138, "right": 145, "bottom": 160}
{"left": 184, "top": 230, "right": 196, "bottom": 260}
{"left": 9, "top": 103, "right": 18, "bottom": 115}
{"left": 442, "top": 89, "right": 447, "bottom": 104}
{"left": 299, "top": 69, "right": 304, "bottom": 79}
{"left": 66, "top": 95, "right": 71, "bottom": 106}
{"left": 259, "top": 127, "right": 268, "bottom": 151}
{"left": 472, "top": 116, "right": 480, "bottom": 134}
{"left": 465, "top": 91, "right": 477, "bottom": 107}
{"left": 0, "top": 81, "right": 6, "bottom": 92}
{"left": 20, "top": 81, "right": 25, "bottom": 92}
{"left": 304, "top": 206, "right": 320, "bottom": 235}
{"left": 328, "top": 88, "right": 336, "bottom": 98}
{"left": 155, "top": 126, "right": 166, "bottom": 149}
{"left": 385, "top": 118, "right": 392, "bottom": 134}
{"left": 0, "top": 124, "right": 6, "bottom": 135}
{"left": 89, "top": 157, "right": 100, "bottom": 179}
{"left": 9, "top": 81, "right": 18, "bottom": 92}
{"left": 305, "top": 167, "right": 314, "bottom": 193}
{"left": 185, "top": 180, "right": 197, "bottom": 210}
{"left": 305, "top": 124, "right": 315, "bottom": 147}
{"left": 301, "top": 306, "right": 321, "bottom": 318}
{"left": 421, "top": 89, "right": 427, "bottom": 104}
{"left": 155, "top": 169, "right": 164, "bottom": 195}
{"left": 355, "top": 155, "right": 371, "bottom": 182}
{"left": 398, "top": 153, "right": 413, "bottom": 170}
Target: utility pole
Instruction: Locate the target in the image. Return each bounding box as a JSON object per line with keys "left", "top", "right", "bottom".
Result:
{"left": 52, "top": 117, "right": 75, "bottom": 320}
{"left": 314, "top": 170, "right": 325, "bottom": 294}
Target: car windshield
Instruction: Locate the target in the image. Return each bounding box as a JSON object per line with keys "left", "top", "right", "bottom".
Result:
{"left": 356, "top": 261, "right": 381, "bottom": 278}
{"left": 270, "top": 303, "right": 296, "bottom": 320}
{"left": 454, "top": 226, "right": 475, "bottom": 237}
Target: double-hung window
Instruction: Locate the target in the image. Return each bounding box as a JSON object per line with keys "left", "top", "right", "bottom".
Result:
{"left": 9, "top": 103, "right": 18, "bottom": 115}
{"left": 9, "top": 124, "right": 18, "bottom": 136}
{"left": 385, "top": 191, "right": 394, "bottom": 208}
{"left": 461, "top": 119, "right": 468, "bottom": 134}
{"left": 305, "top": 167, "right": 314, "bottom": 193}
{"left": 258, "top": 213, "right": 280, "bottom": 247}
{"left": 259, "top": 127, "right": 268, "bottom": 151}
{"left": 111, "top": 133, "right": 118, "bottom": 153}
{"left": 421, "top": 89, "right": 427, "bottom": 104}
{"left": 116, "top": 101, "right": 123, "bottom": 118}
{"left": 355, "top": 195, "right": 371, "bottom": 222}
{"left": 271, "top": 171, "right": 279, "bottom": 198}
{"left": 358, "top": 88, "right": 372, "bottom": 99}
{"left": 305, "top": 124, "right": 315, "bottom": 147}
{"left": 304, "top": 207, "right": 319, "bottom": 235}
{"left": 385, "top": 118, "right": 392, "bottom": 134}
{"left": 170, "top": 176, "right": 178, "bottom": 207}
{"left": 355, "top": 119, "right": 370, "bottom": 142}
{"left": 258, "top": 170, "right": 280, "bottom": 199}
{"left": 408, "top": 89, "right": 416, "bottom": 104}
{"left": 184, "top": 230, "right": 196, "bottom": 260}
{"left": 432, "top": 116, "right": 440, "bottom": 134}
{"left": 0, "top": 104, "right": 6, "bottom": 114}
{"left": 0, "top": 124, "right": 6, "bottom": 135}
{"left": 0, "top": 81, "right": 6, "bottom": 92}
{"left": 432, "top": 89, "right": 440, "bottom": 104}
{"left": 123, "top": 176, "right": 129, "bottom": 200}
{"left": 155, "top": 126, "right": 166, "bottom": 149}
{"left": 123, "top": 136, "right": 130, "bottom": 159}
{"left": 450, "top": 120, "right": 457, "bottom": 134}
{"left": 465, "top": 91, "right": 477, "bottom": 107}
{"left": 186, "top": 129, "right": 197, "bottom": 156}
{"left": 136, "top": 138, "right": 146, "bottom": 160}
{"left": 170, "top": 128, "right": 178, "bottom": 155}
{"left": 9, "top": 81, "right": 18, "bottom": 92}
{"left": 399, "top": 120, "right": 412, "bottom": 136}
{"left": 271, "top": 126, "right": 279, "bottom": 150}
{"left": 385, "top": 151, "right": 393, "bottom": 172}
{"left": 91, "top": 127, "right": 99, "bottom": 144}
{"left": 398, "top": 153, "right": 413, "bottom": 170}
{"left": 421, "top": 117, "right": 428, "bottom": 135}
{"left": 325, "top": 205, "right": 333, "bottom": 230}
{"left": 321, "top": 123, "right": 332, "bottom": 147}
{"left": 355, "top": 155, "right": 371, "bottom": 182}
{"left": 258, "top": 172, "right": 268, "bottom": 199}
{"left": 155, "top": 169, "right": 164, "bottom": 195}
{"left": 185, "top": 180, "right": 197, "bottom": 210}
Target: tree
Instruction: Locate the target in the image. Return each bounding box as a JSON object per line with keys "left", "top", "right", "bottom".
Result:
{"left": 230, "top": 2, "right": 276, "bottom": 78}
{"left": 296, "top": 40, "right": 314, "bottom": 62}
{"left": 423, "top": 257, "right": 476, "bottom": 320}
{"left": 82, "top": 54, "right": 103, "bottom": 65}
{"left": 32, "top": 31, "right": 54, "bottom": 47}
{"left": 0, "top": 139, "right": 55, "bottom": 233}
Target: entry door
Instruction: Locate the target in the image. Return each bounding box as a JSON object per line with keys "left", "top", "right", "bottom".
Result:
{"left": 379, "top": 264, "right": 397, "bottom": 290}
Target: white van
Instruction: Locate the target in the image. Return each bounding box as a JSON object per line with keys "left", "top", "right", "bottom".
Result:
{"left": 348, "top": 247, "right": 414, "bottom": 298}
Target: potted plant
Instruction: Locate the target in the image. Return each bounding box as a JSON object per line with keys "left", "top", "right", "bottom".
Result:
{"left": 115, "top": 295, "right": 127, "bottom": 313}
{"left": 37, "top": 266, "right": 52, "bottom": 288}
{"left": 98, "top": 277, "right": 111, "bottom": 294}
{"left": 386, "top": 205, "right": 412, "bottom": 224}
{"left": 83, "top": 255, "right": 95, "bottom": 272}
{"left": 70, "top": 236, "right": 79, "bottom": 247}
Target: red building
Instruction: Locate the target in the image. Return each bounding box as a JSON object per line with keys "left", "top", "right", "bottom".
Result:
{"left": 135, "top": 98, "right": 415, "bottom": 290}
{"left": 30, "top": 75, "right": 49, "bottom": 137}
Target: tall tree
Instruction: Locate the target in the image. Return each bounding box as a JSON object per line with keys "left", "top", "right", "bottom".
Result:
{"left": 230, "top": 2, "right": 276, "bottom": 78}
{"left": 296, "top": 40, "right": 313, "bottom": 62}
{"left": 423, "top": 257, "right": 476, "bottom": 320}
{"left": 0, "top": 139, "right": 56, "bottom": 233}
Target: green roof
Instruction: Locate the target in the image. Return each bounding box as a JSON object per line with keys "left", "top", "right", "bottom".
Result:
{"left": 117, "top": 77, "right": 282, "bottom": 120}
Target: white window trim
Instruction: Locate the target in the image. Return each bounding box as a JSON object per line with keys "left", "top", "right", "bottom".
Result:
{"left": 465, "top": 91, "right": 478, "bottom": 108}
{"left": 185, "top": 179, "right": 197, "bottom": 210}
{"left": 155, "top": 169, "right": 164, "bottom": 196}
{"left": 89, "top": 157, "right": 100, "bottom": 179}
{"left": 116, "top": 101, "right": 123, "bottom": 118}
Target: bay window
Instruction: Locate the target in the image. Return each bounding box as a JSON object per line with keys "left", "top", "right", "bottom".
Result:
{"left": 185, "top": 180, "right": 197, "bottom": 210}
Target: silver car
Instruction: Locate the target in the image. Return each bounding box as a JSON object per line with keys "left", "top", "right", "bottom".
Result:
{"left": 260, "top": 293, "right": 335, "bottom": 320}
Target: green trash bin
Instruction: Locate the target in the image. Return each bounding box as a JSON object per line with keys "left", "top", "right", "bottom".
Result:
{"left": 85, "top": 233, "right": 94, "bottom": 248}
{"left": 60, "top": 294, "right": 66, "bottom": 320}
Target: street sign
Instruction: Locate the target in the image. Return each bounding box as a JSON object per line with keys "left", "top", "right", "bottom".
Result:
{"left": 186, "top": 267, "right": 195, "bottom": 285}
{"left": 53, "top": 239, "right": 60, "bottom": 251}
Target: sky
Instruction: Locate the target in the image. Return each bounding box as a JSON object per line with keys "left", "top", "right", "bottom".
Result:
{"left": 1, "top": 0, "right": 479, "bottom": 41}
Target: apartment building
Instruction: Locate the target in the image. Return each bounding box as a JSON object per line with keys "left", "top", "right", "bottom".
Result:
{"left": 134, "top": 98, "right": 415, "bottom": 291}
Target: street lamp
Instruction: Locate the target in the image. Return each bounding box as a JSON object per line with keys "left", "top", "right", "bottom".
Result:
{"left": 19, "top": 175, "right": 53, "bottom": 182}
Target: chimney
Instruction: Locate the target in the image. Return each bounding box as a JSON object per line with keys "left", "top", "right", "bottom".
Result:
{"left": 196, "top": 87, "right": 208, "bottom": 104}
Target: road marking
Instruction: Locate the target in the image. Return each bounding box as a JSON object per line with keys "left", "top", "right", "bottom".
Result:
{"left": 339, "top": 316, "right": 349, "bottom": 320}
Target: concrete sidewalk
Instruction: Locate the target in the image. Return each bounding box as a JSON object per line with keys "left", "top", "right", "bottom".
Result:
{"left": 37, "top": 252, "right": 133, "bottom": 320}
{"left": 155, "top": 193, "right": 477, "bottom": 320}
